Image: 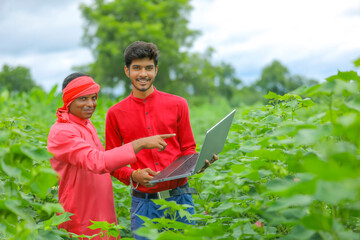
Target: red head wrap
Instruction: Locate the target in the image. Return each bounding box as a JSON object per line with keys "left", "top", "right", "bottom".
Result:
{"left": 56, "top": 76, "right": 100, "bottom": 123}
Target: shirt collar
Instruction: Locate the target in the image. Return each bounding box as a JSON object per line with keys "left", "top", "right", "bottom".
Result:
{"left": 68, "top": 113, "right": 90, "bottom": 126}
{"left": 130, "top": 87, "right": 158, "bottom": 103}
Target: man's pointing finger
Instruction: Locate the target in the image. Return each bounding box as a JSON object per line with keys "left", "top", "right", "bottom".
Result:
{"left": 160, "top": 133, "right": 176, "bottom": 139}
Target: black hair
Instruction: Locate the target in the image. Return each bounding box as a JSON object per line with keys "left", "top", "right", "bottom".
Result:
{"left": 124, "top": 41, "right": 159, "bottom": 68}
{"left": 62, "top": 72, "right": 89, "bottom": 90}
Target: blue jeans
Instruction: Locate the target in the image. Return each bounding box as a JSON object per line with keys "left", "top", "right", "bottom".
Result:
{"left": 130, "top": 187, "right": 195, "bottom": 240}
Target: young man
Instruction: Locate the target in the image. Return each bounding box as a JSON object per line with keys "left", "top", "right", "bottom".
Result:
{"left": 105, "top": 41, "right": 216, "bottom": 239}
{"left": 47, "top": 72, "right": 175, "bottom": 239}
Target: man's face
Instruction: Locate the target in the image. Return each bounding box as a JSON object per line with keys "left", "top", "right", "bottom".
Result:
{"left": 68, "top": 93, "right": 97, "bottom": 119}
{"left": 125, "top": 57, "right": 158, "bottom": 96}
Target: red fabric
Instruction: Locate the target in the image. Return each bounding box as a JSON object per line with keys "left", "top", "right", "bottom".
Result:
{"left": 56, "top": 76, "right": 100, "bottom": 123}
{"left": 47, "top": 113, "right": 137, "bottom": 239}
{"left": 105, "top": 88, "right": 196, "bottom": 193}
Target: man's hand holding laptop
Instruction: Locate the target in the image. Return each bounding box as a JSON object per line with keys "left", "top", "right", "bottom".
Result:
{"left": 132, "top": 154, "right": 219, "bottom": 188}
{"left": 197, "top": 154, "right": 219, "bottom": 174}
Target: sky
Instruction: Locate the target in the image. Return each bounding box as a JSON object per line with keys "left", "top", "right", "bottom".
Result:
{"left": 0, "top": 0, "right": 360, "bottom": 91}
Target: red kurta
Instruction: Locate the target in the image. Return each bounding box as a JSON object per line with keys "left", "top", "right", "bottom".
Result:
{"left": 105, "top": 88, "right": 196, "bottom": 193}
{"left": 47, "top": 113, "right": 137, "bottom": 239}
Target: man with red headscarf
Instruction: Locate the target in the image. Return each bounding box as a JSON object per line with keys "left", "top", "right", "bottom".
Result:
{"left": 47, "top": 72, "right": 175, "bottom": 239}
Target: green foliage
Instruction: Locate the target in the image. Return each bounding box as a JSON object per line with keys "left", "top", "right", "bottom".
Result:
{"left": 79, "top": 0, "right": 240, "bottom": 100}
{"left": 188, "top": 69, "right": 360, "bottom": 239}
{"left": 253, "top": 60, "right": 319, "bottom": 96}
{"left": 230, "top": 60, "right": 319, "bottom": 107}
{"left": 2, "top": 58, "right": 360, "bottom": 239}
{"left": 0, "top": 64, "right": 38, "bottom": 93}
{"left": 0, "top": 87, "right": 74, "bottom": 239}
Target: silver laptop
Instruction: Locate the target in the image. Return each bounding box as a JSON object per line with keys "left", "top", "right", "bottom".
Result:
{"left": 149, "top": 109, "right": 236, "bottom": 185}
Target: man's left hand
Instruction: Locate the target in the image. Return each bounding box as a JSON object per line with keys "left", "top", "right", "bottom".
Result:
{"left": 197, "top": 154, "right": 218, "bottom": 174}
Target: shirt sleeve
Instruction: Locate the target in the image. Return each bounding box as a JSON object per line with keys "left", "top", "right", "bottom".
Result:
{"left": 47, "top": 128, "right": 137, "bottom": 174}
{"left": 106, "top": 108, "right": 134, "bottom": 185}
{"left": 111, "top": 167, "right": 133, "bottom": 185}
{"left": 177, "top": 99, "right": 197, "bottom": 156}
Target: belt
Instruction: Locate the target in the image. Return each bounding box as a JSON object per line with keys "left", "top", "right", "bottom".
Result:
{"left": 132, "top": 183, "right": 197, "bottom": 199}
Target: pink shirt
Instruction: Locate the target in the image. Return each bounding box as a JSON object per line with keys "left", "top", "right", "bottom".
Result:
{"left": 47, "top": 113, "right": 136, "bottom": 239}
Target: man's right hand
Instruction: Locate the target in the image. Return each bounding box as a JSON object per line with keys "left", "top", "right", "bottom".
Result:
{"left": 131, "top": 133, "right": 176, "bottom": 153}
{"left": 132, "top": 168, "right": 158, "bottom": 188}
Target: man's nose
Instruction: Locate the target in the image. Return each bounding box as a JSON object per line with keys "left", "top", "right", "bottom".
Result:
{"left": 85, "top": 98, "right": 96, "bottom": 107}
{"left": 139, "top": 68, "right": 147, "bottom": 76}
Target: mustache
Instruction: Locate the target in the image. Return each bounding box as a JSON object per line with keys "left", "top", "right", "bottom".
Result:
{"left": 137, "top": 77, "right": 150, "bottom": 81}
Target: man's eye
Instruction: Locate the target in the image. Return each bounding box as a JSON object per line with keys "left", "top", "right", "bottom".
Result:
{"left": 146, "top": 66, "right": 153, "bottom": 70}
{"left": 133, "top": 66, "right": 140, "bottom": 70}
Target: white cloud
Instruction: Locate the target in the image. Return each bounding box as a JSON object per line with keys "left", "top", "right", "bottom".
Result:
{"left": 189, "top": 0, "right": 360, "bottom": 83}
{"left": 0, "top": 0, "right": 359, "bottom": 91}
{"left": 0, "top": 0, "right": 93, "bottom": 91}
{"left": 0, "top": 48, "right": 93, "bottom": 91}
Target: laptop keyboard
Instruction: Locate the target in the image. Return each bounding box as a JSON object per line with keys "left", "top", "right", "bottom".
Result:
{"left": 167, "top": 154, "right": 198, "bottom": 177}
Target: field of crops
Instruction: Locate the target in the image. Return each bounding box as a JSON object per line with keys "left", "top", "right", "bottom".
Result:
{"left": 1, "top": 67, "right": 360, "bottom": 239}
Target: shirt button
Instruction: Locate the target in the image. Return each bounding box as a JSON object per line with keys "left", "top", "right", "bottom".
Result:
{"left": 148, "top": 127, "right": 150, "bottom": 129}
{"left": 146, "top": 112, "right": 148, "bottom": 115}
{"left": 155, "top": 163, "right": 158, "bottom": 165}
{"left": 143, "top": 100, "right": 146, "bottom": 103}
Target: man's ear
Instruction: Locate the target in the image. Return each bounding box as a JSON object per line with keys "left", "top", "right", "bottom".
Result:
{"left": 124, "top": 65, "right": 130, "bottom": 77}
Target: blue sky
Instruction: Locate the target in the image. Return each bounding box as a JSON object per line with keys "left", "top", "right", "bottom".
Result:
{"left": 0, "top": 0, "right": 359, "bottom": 91}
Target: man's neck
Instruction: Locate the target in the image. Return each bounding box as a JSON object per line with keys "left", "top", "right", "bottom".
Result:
{"left": 132, "top": 86, "right": 155, "bottom": 99}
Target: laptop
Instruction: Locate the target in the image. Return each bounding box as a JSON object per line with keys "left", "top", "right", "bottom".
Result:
{"left": 149, "top": 109, "right": 236, "bottom": 185}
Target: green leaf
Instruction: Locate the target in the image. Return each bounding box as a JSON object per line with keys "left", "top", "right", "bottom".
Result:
{"left": 264, "top": 115, "right": 283, "bottom": 124}
{"left": 236, "top": 168, "right": 260, "bottom": 180}
{"left": 40, "top": 203, "right": 64, "bottom": 216}
{"left": 286, "top": 224, "right": 316, "bottom": 240}
{"left": 345, "top": 96, "right": 360, "bottom": 112}
{"left": 326, "top": 70, "right": 360, "bottom": 82}
{"left": 231, "top": 164, "right": 246, "bottom": 173}
{"left": 300, "top": 211, "right": 333, "bottom": 231}
{"left": 0, "top": 130, "right": 11, "bottom": 144}
{"left": 302, "top": 153, "right": 356, "bottom": 180}
{"left": 281, "top": 93, "right": 302, "bottom": 101}
{"left": 294, "top": 125, "right": 331, "bottom": 146}
{"left": 266, "top": 195, "right": 313, "bottom": 211}
{"left": 88, "top": 220, "right": 113, "bottom": 230}
{"left": 337, "top": 113, "right": 357, "bottom": 127}
{"left": 354, "top": 57, "right": 360, "bottom": 67}
{"left": 0, "top": 146, "right": 9, "bottom": 158}
{"left": 299, "top": 98, "right": 315, "bottom": 109}
{"left": 250, "top": 149, "right": 285, "bottom": 161}
{"left": 5, "top": 199, "right": 35, "bottom": 224}
{"left": 314, "top": 179, "right": 359, "bottom": 204}
{"left": 36, "top": 229, "right": 63, "bottom": 240}
{"left": 30, "top": 168, "right": 58, "bottom": 199}
{"left": 21, "top": 144, "right": 52, "bottom": 163}
{"left": 43, "top": 212, "right": 73, "bottom": 228}
{"left": 0, "top": 89, "right": 10, "bottom": 103}
{"left": 239, "top": 140, "right": 261, "bottom": 153}
{"left": 135, "top": 226, "right": 159, "bottom": 240}
{"left": 0, "top": 158, "right": 23, "bottom": 179}
{"left": 264, "top": 91, "right": 280, "bottom": 100}
{"left": 316, "top": 80, "right": 337, "bottom": 94}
